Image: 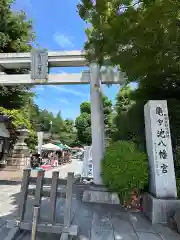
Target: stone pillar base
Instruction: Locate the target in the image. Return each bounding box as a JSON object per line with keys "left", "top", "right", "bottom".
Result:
{"left": 143, "top": 193, "right": 180, "bottom": 224}
{"left": 7, "top": 142, "right": 30, "bottom": 170}
{"left": 7, "top": 157, "right": 30, "bottom": 170}
{"left": 82, "top": 189, "right": 120, "bottom": 204}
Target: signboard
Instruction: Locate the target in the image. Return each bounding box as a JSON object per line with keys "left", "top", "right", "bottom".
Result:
{"left": 144, "top": 100, "right": 177, "bottom": 198}
{"left": 31, "top": 49, "right": 48, "bottom": 82}
{"left": 82, "top": 146, "right": 93, "bottom": 179}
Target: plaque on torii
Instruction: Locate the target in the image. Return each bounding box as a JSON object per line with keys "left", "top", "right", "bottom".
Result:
{"left": 31, "top": 49, "right": 48, "bottom": 82}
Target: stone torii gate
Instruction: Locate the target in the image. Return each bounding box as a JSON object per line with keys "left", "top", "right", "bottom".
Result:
{"left": 0, "top": 50, "right": 126, "bottom": 185}
{"left": 1, "top": 50, "right": 180, "bottom": 224}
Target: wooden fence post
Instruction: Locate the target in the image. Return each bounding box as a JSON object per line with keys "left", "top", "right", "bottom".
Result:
{"left": 19, "top": 169, "right": 31, "bottom": 221}
{"left": 60, "top": 172, "right": 74, "bottom": 240}
{"left": 31, "top": 205, "right": 40, "bottom": 240}
{"left": 49, "top": 171, "right": 59, "bottom": 224}
{"left": 34, "top": 170, "right": 44, "bottom": 206}
{"left": 64, "top": 172, "right": 74, "bottom": 227}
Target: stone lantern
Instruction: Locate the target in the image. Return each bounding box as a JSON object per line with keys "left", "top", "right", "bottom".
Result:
{"left": 17, "top": 127, "right": 29, "bottom": 142}
{"left": 7, "top": 126, "right": 31, "bottom": 170}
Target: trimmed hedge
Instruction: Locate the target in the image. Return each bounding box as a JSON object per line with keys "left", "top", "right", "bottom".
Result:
{"left": 101, "top": 140, "right": 148, "bottom": 201}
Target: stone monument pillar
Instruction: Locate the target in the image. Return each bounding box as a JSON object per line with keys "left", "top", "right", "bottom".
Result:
{"left": 7, "top": 128, "right": 30, "bottom": 170}
{"left": 143, "top": 100, "right": 180, "bottom": 223}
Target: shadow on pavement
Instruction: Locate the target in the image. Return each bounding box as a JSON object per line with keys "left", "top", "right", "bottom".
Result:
{"left": 0, "top": 187, "right": 65, "bottom": 239}
{"left": 0, "top": 181, "right": 179, "bottom": 240}
{"left": 0, "top": 183, "right": 93, "bottom": 240}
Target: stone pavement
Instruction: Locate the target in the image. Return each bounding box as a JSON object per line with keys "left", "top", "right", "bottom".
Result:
{"left": 0, "top": 183, "right": 180, "bottom": 240}
{"left": 44, "top": 158, "right": 83, "bottom": 179}
{"left": 0, "top": 159, "right": 179, "bottom": 240}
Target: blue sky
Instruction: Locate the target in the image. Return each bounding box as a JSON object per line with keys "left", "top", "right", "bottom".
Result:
{"left": 12, "top": 0, "right": 122, "bottom": 120}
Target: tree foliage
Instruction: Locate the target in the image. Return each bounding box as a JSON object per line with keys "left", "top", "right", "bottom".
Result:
{"left": 78, "top": 0, "right": 180, "bottom": 197}
{"left": 78, "top": 0, "right": 180, "bottom": 147}
{"left": 78, "top": 0, "right": 180, "bottom": 98}
{"left": 113, "top": 86, "right": 145, "bottom": 148}
{"left": 27, "top": 103, "right": 77, "bottom": 148}
{"left": 75, "top": 101, "right": 92, "bottom": 145}
{"left": 0, "top": 106, "right": 34, "bottom": 149}
{"left": 0, "top": 106, "right": 31, "bottom": 130}
{"left": 0, "top": 0, "right": 35, "bottom": 110}
{"left": 0, "top": 0, "right": 37, "bottom": 150}
{"left": 75, "top": 95, "right": 113, "bottom": 145}
{"left": 80, "top": 101, "right": 91, "bottom": 114}
{"left": 0, "top": 0, "right": 34, "bottom": 53}
{"left": 0, "top": 1, "right": 80, "bottom": 151}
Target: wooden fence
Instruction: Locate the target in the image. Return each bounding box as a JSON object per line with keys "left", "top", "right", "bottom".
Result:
{"left": 5, "top": 169, "right": 79, "bottom": 240}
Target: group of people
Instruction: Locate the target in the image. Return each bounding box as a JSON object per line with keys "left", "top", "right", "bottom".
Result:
{"left": 30, "top": 151, "right": 59, "bottom": 169}
{"left": 30, "top": 153, "right": 42, "bottom": 169}
{"left": 30, "top": 149, "right": 73, "bottom": 169}
{"left": 47, "top": 152, "right": 59, "bottom": 167}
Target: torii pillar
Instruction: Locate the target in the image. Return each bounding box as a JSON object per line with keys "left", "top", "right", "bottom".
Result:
{"left": 83, "top": 63, "right": 119, "bottom": 204}
{"left": 90, "top": 63, "right": 105, "bottom": 185}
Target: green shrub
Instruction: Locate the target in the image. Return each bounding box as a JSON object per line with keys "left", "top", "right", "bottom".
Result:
{"left": 101, "top": 140, "right": 148, "bottom": 201}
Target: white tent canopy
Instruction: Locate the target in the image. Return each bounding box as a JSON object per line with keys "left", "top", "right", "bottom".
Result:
{"left": 41, "top": 143, "right": 62, "bottom": 151}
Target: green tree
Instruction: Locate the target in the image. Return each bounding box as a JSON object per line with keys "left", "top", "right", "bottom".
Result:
{"left": 27, "top": 104, "right": 77, "bottom": 147}
{"left": 75, "top": 101, "right": 91, "bottom": 145}
{"left": 78, "top": 0, "right": 180, "bottom": 196}
{"left": 61, "top": 119, "right": 77, "bottom": 146}
{"left": 80, "top": 101, "right": 91, "bottom": 114}
{"left": 75, "top": 95, "right": 113, "bottom": 145}
{"left": 113, "top": 86, "right": 146, "bottom": 149}
{"left": 78, "top": 0, "right": 180, "bottom": 97}
{"left": 0, "top": 0, "right": 36, "bottom": 150}
{"left": 78, "top": 0, "right": 180, "bottom": 148}
{"left": 51, "top": 111, "right": 64, "bottom": 134}
{"left": 113, "top": 86, "right": 135, "bottom": 141}
{"left": 0, "top": 0, "right": 35, "bottom": 109}
{"left": 102, "top": 94, "right": 113, "bottom": 141}
{"left": 75, "top": 112, "right": 91, "bottom": 145}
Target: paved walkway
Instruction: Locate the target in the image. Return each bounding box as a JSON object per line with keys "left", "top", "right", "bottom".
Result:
{"left": 0, "top": 189, "right": 179, "bottom": 240}
{"left": 0, "top": 160, "right": 179, "bottom": 239}
{"left": 44, "top": 158, "right": 83, "bottom": 178}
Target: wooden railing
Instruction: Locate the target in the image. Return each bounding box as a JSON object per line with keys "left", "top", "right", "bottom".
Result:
{"left": 5, "top": 169, "right": 79, "bottom": 240}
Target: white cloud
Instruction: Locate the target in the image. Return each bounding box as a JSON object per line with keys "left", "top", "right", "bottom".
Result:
{"left": 33, "top": 85, "right": 89, "bottom": 101}
{"left": 49, "top": 85, "right": 89, "bottom": 98}
{"left": 57, "top": 98, "right": 70, "bottom": 104}
{"left": 53, "top": 33, "right": 74, "bottom": 49}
